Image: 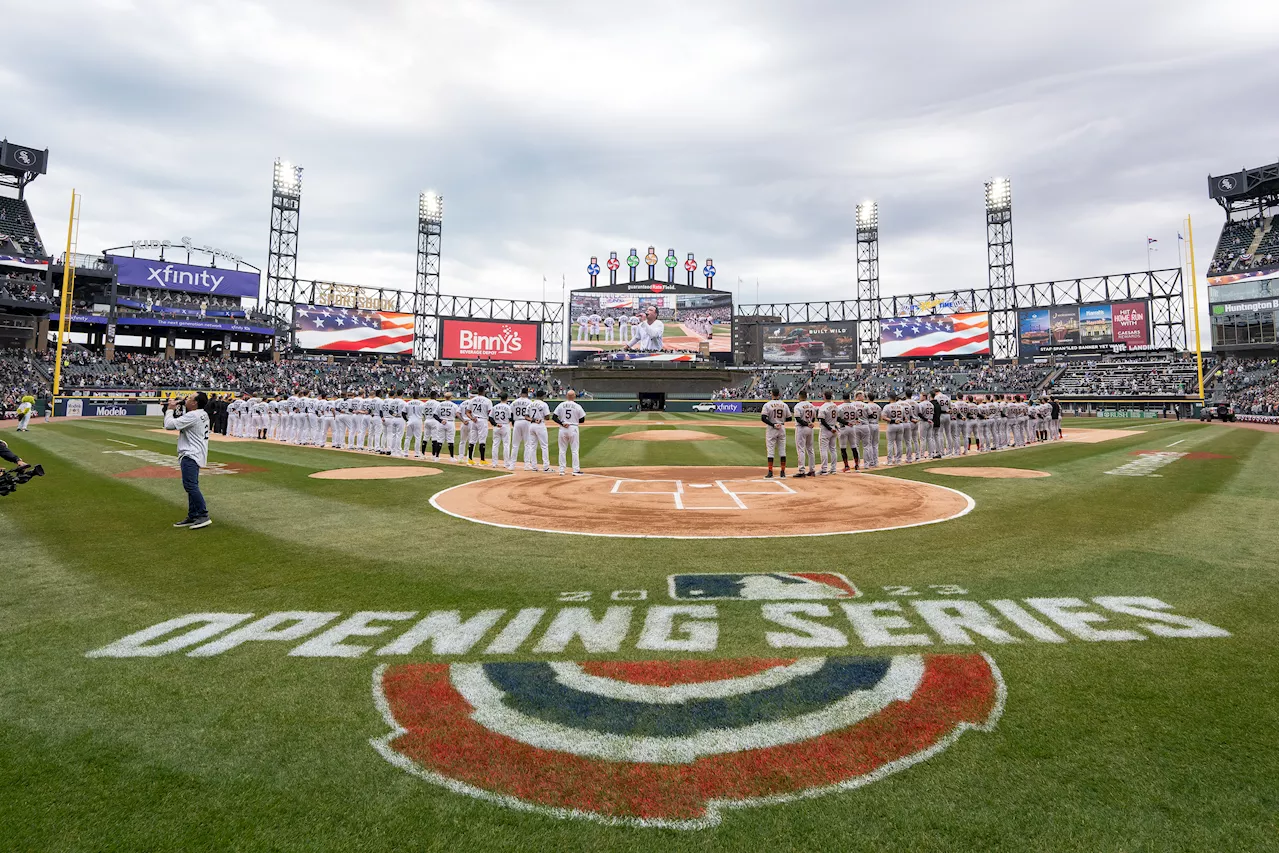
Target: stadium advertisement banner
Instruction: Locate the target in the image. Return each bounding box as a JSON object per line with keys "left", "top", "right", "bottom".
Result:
{"left": 293, "top": 304, "right": 414, "bottom": 354}
{"left": 880, "top": 312, "right": 989, "bottom": 358}
{"left": 1018, "top": 301, "right": 1149, "bottom": 356}
{"left": 114, "top": 316, "right": 275, "bottom": 335}
{"left": 1210, "top": 297, "right": 1278, "bottom": 315}
{"left": 109, "top": 255, "right": 261, "bottom": 299}
{"left": 439, "top": 318, "right": 540, "bottom": 362}
{"left": 762, "top": 321, "right": 857, "bottom": 364}
{"left": 569, "top": 283, "right": 733, "bottom": 363}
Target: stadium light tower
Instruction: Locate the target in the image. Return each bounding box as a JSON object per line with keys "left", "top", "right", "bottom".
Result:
{"left": 414, "top": 190, "right": 444, "bottom": 359}
{"left": 855, "top": 200, "right": 880, "bottom": 362}
{"left": 984, "top": 177, "right": 1017, "bottom": 359}
{"left": 265, "top": 158, "right": 303, "bottom": 346}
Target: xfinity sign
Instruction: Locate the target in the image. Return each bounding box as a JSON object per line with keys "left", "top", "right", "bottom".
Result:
{"left": 109, "top": 255, "right": 260, "bottom": 299}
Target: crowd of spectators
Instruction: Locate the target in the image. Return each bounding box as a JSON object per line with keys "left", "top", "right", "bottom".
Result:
{"left": 1210, "top": 355, "right": 1278, "bottom": 415}
{"left": 1207, "top": 215, "right": 1278, "bottom": 277}
{"left": 718, "top": 362, "right": 1056, "bottom": 399}
{"left": 1046, "top": 353, "right": 1206, "bottom": 397}
{"left": 0, "top": 349, "right": 51, "bottom": 411}
{"left": 0, "top": 196, "right": 45, "bottom": 257}
{"left": 35, "top": 350, "right": 562, "bottom": 399}
{"left": 1, "top": 273, "right": 51, "bottom": 304}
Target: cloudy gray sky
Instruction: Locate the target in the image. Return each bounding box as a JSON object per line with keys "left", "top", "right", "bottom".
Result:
{"left": 7, "top": 0, "right": 1278, "bottom": 332}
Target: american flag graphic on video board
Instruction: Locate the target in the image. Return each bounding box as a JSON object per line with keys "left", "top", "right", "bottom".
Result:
{"left": 880, "top": 312, "right": 990, "bottom": 358}
{"left": 293, "top": 304, "right": 414, "bottom": 354}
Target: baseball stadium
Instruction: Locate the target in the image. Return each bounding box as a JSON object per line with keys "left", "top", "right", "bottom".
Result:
{"left": 2, "top": 8, "right": 1278, "bottom": 852}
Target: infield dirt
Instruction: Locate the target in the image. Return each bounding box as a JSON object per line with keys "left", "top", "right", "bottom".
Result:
{"left": 430, "top": 465, "right": 972, "bottom": 538}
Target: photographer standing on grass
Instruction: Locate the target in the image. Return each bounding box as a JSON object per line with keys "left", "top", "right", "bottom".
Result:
{"left": 165, "top": 392, "right": 213, "bottom": 530}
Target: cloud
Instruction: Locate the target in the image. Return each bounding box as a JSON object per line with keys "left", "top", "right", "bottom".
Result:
{"left": 5, "top": 0, "right": 1276, "bottom": 344}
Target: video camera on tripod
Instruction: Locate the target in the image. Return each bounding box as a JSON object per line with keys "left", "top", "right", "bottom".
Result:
{"left": 0, "top": 463, "right": 44, "bottom": 497}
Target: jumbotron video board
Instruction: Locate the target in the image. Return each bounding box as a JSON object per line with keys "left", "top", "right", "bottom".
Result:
{"left": 1018, "top": 301, "right": 1149, "bottom": 356}
{"left": 762, "top": 322, "right": 857, "bottom": 364}
{"left": 880, "top": 313, "right": 990, "bottom": 359}
{"left": 293, "top": 304, "right": 414, "bottom": 354}
{"left": 568, "top": 281, "right": 733, "bottom": 363}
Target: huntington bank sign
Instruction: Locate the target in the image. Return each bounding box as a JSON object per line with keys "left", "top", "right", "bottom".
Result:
{"left": 108, "top": 255, "right": 261, "bottom": 299}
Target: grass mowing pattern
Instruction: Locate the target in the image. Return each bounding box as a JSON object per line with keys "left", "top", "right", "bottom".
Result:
{"left": 0, "top": 415, "right": 1275, "bottom": 851}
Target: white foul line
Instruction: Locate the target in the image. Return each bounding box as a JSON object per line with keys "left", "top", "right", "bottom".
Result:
{"left": 106, "top": 439, "right": 138, "bottom": 447}
{"left": 1166, "top": 440, "right": 1185, "bottom": 447}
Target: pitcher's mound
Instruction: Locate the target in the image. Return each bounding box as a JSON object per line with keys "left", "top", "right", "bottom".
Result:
{"left": 612, "top": 429, "right": 723, "bottom": 442}
{"left": 431, "top": 465, "right": 973, "bottom": 538}
{"left": 927, "top": 467, "right": 1049, "bottom": 479}
{"left": 311, "top": 466, "right": 441, "bottom": 480}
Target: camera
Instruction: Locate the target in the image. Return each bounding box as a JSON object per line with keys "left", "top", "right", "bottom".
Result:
{"left": 0, "top": 463, "right": 44, "bottom": 497}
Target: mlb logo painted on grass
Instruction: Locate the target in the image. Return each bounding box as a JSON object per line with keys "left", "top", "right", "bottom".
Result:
{"left": 669, "top": 572, "right": 859, "bottom": 601}
{"left": 371, "top": 653, "right": 1003, "bottom": 828}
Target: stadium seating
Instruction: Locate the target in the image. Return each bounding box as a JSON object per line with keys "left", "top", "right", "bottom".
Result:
{"left": 0, "top": 196, "right": 46, "bottom": 257}
{"left": 1046, "top": 353, "right": 1205, "bottom": 397}
{"left": 719, "top": 363, "right": 1055, "bottom": 399}
{"left": 0, "top": 349, "right": 52, "bottom": 410}
{"left": 1, "top": 273, "right": 52, "bottom": 305}
{"left": 1207, "top": 215, "right": 1278, "bottom": 276}
{"left": 1209, "top": 355, "right": 1278, "bottom": 415}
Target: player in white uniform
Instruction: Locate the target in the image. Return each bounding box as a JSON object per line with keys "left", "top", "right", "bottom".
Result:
{"left": 463, "top": 389, "right": 492, "bottom": 465}
{"left": 489, "top": 392, "right": 514, "bottom": 468}
{"left": 792, "top": 390, "right": 817, "bottom": 477}
{"left": 404, "top": 395, "right": 424, "bottom": 458}
{"left": 760, "top": 387, "right": 791, "bottom": 479}
{"left": 423, "top": 392, "right": 441, "bottom": 458}
{"left": 577, "top": 313, "right": 589, "bottom": 341}
{"left": 435, "top": 391, "right": 459, "bottom": 461}
{"left": 552, "top": 390, "right": 587, "bottom": 475}
{"left": 385, "top": 395, "right": 406, "bottom": 457}
{"left": 816, "top": 391, "right": 840, "bottom": 475}
{"left": 510, "top": 389, "right": 533, "bottom": 470}
{"left": 526, "top": 389, "right": 552, "bottom": 471}
{"left": 603, "top": 315, "right": 615, "bottom": 343}
{"left": 318, "top": 396, "right": 335, "bottom": 447}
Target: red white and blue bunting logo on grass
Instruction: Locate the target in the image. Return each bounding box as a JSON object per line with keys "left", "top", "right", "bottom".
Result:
{"left": 371, "top": 654, "right": 1004, "bottom": 829}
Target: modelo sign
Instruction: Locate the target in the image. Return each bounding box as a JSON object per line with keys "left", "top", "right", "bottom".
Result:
{"left": 108, "top": 255, "right": 261, "bottom": 299}
{"left": 440, "top": 318, "right": 540, "bottom": 362}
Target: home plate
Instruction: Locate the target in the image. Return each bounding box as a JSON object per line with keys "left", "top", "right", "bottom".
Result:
{"left": 310, "top": 466, "right": 442, "bottom": 480}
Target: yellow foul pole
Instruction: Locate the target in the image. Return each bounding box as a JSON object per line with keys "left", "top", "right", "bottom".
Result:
{"left": 1185, "top": 214, "right": 1205, "bottom": 402}
{"left": 52, "top": 190, "right": 80, "bottom": 397}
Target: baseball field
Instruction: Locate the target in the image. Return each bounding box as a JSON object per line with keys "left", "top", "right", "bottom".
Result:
{"left": 1, "top": 413, "right": 1276, "bottom": 851}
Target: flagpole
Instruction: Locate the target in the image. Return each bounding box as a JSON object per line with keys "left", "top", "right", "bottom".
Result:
{"left": 1185, "top": 215, "right": 1205, "bottom": 402}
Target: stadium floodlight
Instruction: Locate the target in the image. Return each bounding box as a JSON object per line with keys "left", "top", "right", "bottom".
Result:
{"left": 985, "top": 177, "right": 1011, "bottom": 212}
{"left": 419, "top": 191, "right": 443, "bottom": 223}
{"left": 273, "top": 158, "right": 303, "bottom": 197}
{"left": 855, "top": 200, "right": 878, "bottom": 230}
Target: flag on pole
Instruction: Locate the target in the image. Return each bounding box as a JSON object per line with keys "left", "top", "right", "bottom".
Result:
{"left": 1146, "top": 237, "right": 1158, "bottom": 246}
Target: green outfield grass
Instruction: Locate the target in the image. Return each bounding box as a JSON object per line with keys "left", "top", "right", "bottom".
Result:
{"left": 0, "top": 415, "right": 1276, "bottom": 851}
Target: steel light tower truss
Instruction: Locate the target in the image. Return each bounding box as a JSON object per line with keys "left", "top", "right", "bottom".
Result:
{"left": 855, "top": 200, "right": 880, "bottom": 362}
{"left": 739, "top": 268, "right": 1187, "bottom": 354}
{"left": 984, "top": 177, "right": 1017, "bottom": 358}
{"left": 265, "top": 159, "right": 302, "bottom": 346}
{"left": 414, "top": 191, "right": 443, "bottom": 359}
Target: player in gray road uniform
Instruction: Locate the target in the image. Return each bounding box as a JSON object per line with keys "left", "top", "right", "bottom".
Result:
{"left": 883, "top": 395, "right": 904, "bottom": 464}
{"left": 760, "top": 388, "right": 791, "bottom": 479}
